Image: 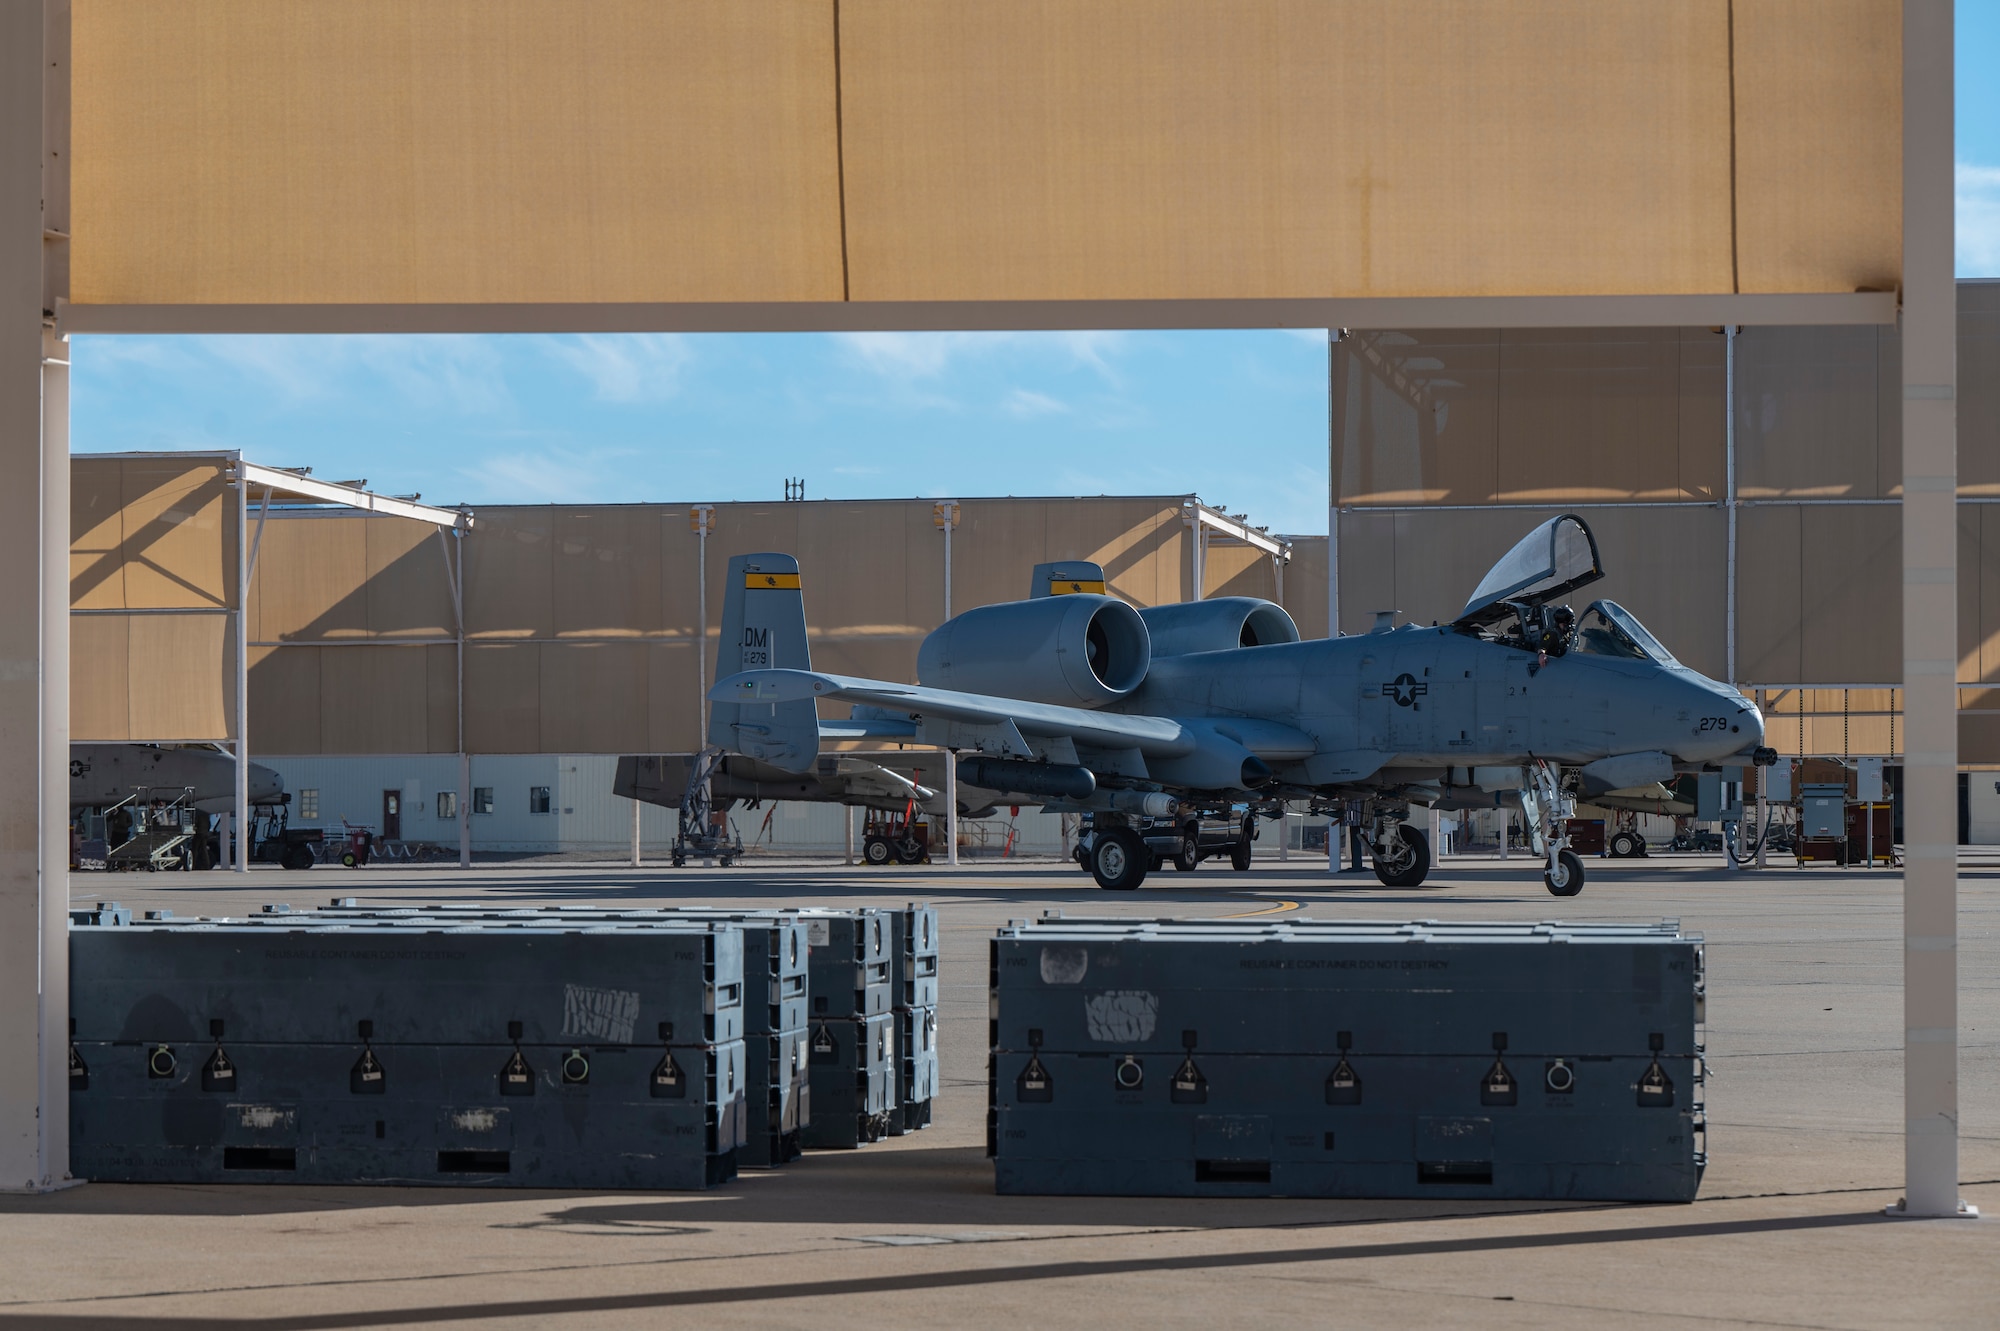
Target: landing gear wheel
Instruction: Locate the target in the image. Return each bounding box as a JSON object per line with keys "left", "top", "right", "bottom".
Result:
{"left": 280, "top": 843, "right": 315, "bottom": 871}
{"left": 1609, "top": 831, "right": 1648, "bottom": 859}
{"left": 1371, "top": 826, "right": 1431, "bottom": 888}
{"left": 863, "top": 837, "right": 894, "bottom": 866}
{"left": 894, "top": 839, "right": 926, "bottom": 866}
{"left": 1173, "top": 837, "right": 1200, "bottom": 872}
{"left": 1544, "top": 849, "right": 1585, "bottom": 897}
{"left": 1230, "top": 816, "right": 1256, "bottom": 871}
{"left": 1090, "top": 828, "right": 1149, "bottom": 891}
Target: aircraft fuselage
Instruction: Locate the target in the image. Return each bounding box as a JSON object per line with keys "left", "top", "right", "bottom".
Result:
{"left": 1119, "top": 625, "right": 1761, "bottom": 776}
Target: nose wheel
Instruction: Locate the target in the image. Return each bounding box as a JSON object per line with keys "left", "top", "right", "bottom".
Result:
{"left": 1521, "top": 759, "right": 1584, "bottom": 897}
{"left": 1544, "top": 848, "right": 1585, "bottom": 896}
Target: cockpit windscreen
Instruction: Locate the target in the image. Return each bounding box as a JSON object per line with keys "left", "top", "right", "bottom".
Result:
{"left": 1573, "top": 600, "right": 1677, "bottom": 665}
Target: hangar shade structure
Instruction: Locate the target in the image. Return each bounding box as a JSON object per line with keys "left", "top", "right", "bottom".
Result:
{"left": 3, "top": 1, "right": 1963, "bottom": 1217}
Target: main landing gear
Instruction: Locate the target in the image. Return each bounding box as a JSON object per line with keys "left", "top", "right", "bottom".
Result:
{"left": 1368, "top": 815, "right": 1432, "bottom": 888}
{"left": 1089, "top": 826, "right": 1149, "bottom": 891}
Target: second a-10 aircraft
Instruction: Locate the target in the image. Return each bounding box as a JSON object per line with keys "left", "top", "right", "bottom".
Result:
{"left": 708, "top": 514, "right": 1773, "bottom": 896}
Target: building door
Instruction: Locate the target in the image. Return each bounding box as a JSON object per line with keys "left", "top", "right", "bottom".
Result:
{"left": 383, "top": 791, "right": 402, "bottom": 842}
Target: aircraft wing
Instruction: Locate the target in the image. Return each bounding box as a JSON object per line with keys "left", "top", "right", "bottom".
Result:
{"left": 712, "top": 669, "right": 1318, "bottom": 767}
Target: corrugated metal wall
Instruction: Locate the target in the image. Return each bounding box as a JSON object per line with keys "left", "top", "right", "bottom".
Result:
{"left": 1306, "top": 284, "right": 2000, "bottom": 759}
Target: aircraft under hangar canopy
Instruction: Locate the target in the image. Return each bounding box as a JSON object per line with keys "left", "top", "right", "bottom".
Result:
{"left": 69, "top": 743, "right": 284, "bottom": 812}
{"left": 707, "top": 515, "right": 1772, "bottom": 896}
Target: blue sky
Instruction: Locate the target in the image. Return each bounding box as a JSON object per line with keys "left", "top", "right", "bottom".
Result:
{"left": 73, "top": 8, "right": 2000, "bottom": 538}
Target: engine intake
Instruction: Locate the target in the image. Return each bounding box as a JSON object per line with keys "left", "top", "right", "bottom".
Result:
{"left": 918, "top": 595, "right": 1150, "bottom": 708}
{"left": 1138, "top": 598, "right": 1300, "bottom": 657}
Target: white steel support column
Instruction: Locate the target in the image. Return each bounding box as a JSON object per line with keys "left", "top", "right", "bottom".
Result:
{"left": 944, "top": 750, "right": 959, "bottom": 868}
{"left": 449, "top": 526, "right": 468, "bottom": 869}
{"left": 3, "top": 0, "right": 70, "bottom": 1192}
{"left": 1725, "top": 324, "right": 1739, "bottom": 685}
{"left": 1892, "top": 0, "right": 1972, "bottom": 1221}
{"left": 691, "top": 506, "right": 714, "bottom": 743}
{"left": 1328, "top": 329, "right": 1342, "bottom": 639}
{"left": 937, "top": 502, "right": 960, "bottom": 867}
{"left": 233, "top": 461, "right": 248, "bottom": 871}
{"left": 630, "top": 797, "right": 642, "bottom": 869}
{"left": 1755, "top": 689, "right": 1769, "bottom": 871}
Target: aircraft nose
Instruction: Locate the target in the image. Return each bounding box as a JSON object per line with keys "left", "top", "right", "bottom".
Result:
{"left": 1699, "top": 679, "right": 1763, "bottom": 754}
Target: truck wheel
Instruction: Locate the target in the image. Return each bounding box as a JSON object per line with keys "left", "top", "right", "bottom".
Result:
{"left": 1372, "top": 827, "right": 1431, "bottom": 887}
{"left": 1090, "top": 828, "right": 1149, "bottom": 891}
{"left": 1173, "top": 837, "right": 1200, "bottom": 872}
{"left": 280, "top": 843, "right": 315, "bottom": 871}
{"left": 1544, "top": 849, "right": 1585, "bottom": 897}
{"left": 863, "top": 837, "right": 894, "bottom": 866}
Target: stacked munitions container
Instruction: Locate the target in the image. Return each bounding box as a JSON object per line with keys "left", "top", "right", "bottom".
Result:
{"left": 887, "top": 903, "right": 940, "bottom": 1135}
{"left": 302, "top": 903, "right": 812, "bottom": 1169}
{"left": 989, "top": 917, "right": 1704, "bottom": 1201}
{"left": 308, "top": 903, "right": 906, "bottom": 1154}
{"left": 68, "top": 905, "right": 748, "bottom": 1188}
{"left": 792, "top": 907, "right": 897, "bottom": 1147}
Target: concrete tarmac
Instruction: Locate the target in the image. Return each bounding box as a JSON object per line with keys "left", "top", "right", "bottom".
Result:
{"left": 5, "top": 852, "right": 1997, "bottom": 1327}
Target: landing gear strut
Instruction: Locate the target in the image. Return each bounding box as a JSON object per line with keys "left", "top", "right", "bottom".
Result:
{"left": 1522, "top": 759, "right": 1583, "bottom": 896}
{"left": 1367, "top": 808, "right": 1431, "bottom": 888}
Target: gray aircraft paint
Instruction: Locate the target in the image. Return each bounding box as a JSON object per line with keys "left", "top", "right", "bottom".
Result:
{"left": 704, "top": 516, "right": 1762, "bottom": 891}
{"left": 69, "top": 743, "right": 283, "bottom": 811}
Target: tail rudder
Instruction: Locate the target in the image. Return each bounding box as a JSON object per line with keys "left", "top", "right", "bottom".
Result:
{"left": 708, "top": 554, "right": 819, "bottom": 770}
{"left": 1029, "top": 560, "right": 1107, "bottom": 599}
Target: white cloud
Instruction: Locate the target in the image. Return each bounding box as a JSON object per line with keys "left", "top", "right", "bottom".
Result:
{"left": 1003, "top": 388, "right": 1069, "bottom": 418}
{"left": 173, "top": 334, "right": 515, "bottom": 415}
{"left": 470, "top": 447, "right": 628, "bottom": 504}
{"left": 540, "top": 333, "right": 692, "bottom": 403}
{"left": 1961, "top": 162, "right": 2000, "bottom": 278}
{"left": 832, "top": 330, "right": 1127, "bottom": 381}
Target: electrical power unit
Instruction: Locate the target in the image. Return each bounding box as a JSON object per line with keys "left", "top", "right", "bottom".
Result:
{"left": 989, "top": 917, "right": 1704, "bottom": 1201}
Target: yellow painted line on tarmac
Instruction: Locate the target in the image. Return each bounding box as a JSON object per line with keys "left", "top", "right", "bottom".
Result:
{"left": 1218, "top": 897, "right": 1300, "bottom": 918}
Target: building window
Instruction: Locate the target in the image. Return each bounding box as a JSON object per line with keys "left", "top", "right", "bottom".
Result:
{"left": 437, "top": 791, "right": 457, "bottom": 819}
{"left": 473, "top": 787, "right": 494, "bottom": 815}
{"left": 529, "top": 786, "right": 551, "bottom": 815}
{"left": 298, "top": 789, "right": 319, "bottom": 820}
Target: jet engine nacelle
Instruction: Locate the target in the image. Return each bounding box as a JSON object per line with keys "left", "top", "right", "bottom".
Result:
{"left": 1138, "top": 597, "right": 1301, "bottom": 656}
{"left": 1146, "top": 725, "right": 1277, "bottom": 792}
{"left": 918, "top": 594, "right": 1150, "bottom": 708}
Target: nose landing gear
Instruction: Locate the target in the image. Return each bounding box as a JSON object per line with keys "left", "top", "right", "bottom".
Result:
{"left": 1522, "top": 759, "right": 1585, "bottom": 897}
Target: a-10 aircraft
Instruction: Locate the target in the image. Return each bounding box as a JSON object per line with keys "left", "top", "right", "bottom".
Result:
{"left": 708, "top": 514, "right": 1772, "bottom": 896}
{"left": 69, "top": 743, "right": 285, "bottom": 811}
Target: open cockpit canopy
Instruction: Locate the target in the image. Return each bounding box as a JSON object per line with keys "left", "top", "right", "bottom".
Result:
{"left": 1455, "top": 513, "right": 1604, "bottom": 629}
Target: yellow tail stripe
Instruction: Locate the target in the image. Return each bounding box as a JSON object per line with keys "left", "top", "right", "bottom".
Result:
{"left": 1047, "top": 579, "right": 1106, "bottom": 595}
{"left": 745, "top": 572, "right": 802, "bottom": 589}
